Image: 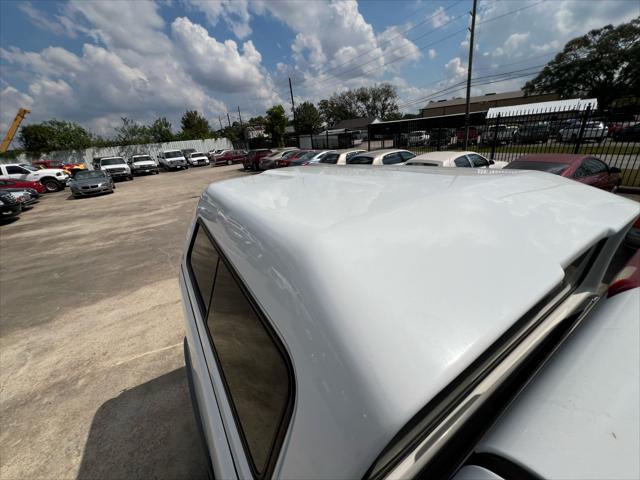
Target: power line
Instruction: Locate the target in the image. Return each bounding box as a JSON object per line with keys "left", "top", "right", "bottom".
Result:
{"left": 298, "top": 11, "right": 469, "bottom": 92}
{"left": 397, "top": 66, "right": 544, "bottom": 110}
{"left": 296, "top": 0, "right": 549, "bottom": 95}
{"left": 316, "top": 0, "right": 465, "bottom": 81}
{"left": 396, "top": 64, "right": 546, "bottom": 109}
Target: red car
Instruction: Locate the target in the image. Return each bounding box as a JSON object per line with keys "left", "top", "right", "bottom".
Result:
{"left": 0, "top": 177, "right": 46, "bottom": 194}
{"left": 242, "top": 149, "right": 274, "bottom": 171}
{"left": 504, "top": 154, "right": 622, "bottom": 191}
{"left": 276, "top": 150, "right": 315, "bottom": 167}
{"left": 213, "top": 150, "right": 246, "bottom": 166}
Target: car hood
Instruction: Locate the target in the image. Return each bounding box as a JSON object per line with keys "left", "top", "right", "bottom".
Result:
{"left": 72, "top": 176, "right": 110, "bottom": 186}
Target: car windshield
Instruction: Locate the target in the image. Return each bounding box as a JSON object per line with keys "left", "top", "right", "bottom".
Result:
{"left": 192, "top": 153, "right": 205, "bottom": 158}
{"left": 101, "top": 158, "right": 125, "bottom": 165}
{"left": 133, "top": 156, "right": 152, "bottom": 162}
{"left": 75, "top": 171, "right": 105, "bottom": 180}
{"left": 505, "top": 160, "right": 569, "bottom": 175}
{"left": 19, "top": 164, "right": 38, "bottom": 172}
{"left": 165, "top": 151, "right": 183, "bottom": 159}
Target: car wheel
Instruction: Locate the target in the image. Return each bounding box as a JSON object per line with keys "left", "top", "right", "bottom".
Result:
{"left": 73, "top": 194, "right": 80, "bottom": 199}
{"left": 41, "top": 178, "right": 61, "bottom": 192}
{"left": 129, "top": 174, "right": 134, "bottom": 180}
{"left": 227, "top": 159, "right": 232, "bottom": 165}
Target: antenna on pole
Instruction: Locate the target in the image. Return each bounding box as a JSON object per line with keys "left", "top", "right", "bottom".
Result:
{"left": 463, "top": 0, "right": 477, "bottom": 149}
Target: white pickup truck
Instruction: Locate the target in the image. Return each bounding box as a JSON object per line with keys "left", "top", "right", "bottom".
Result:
{"left": 0, "top": 163, "right": 69, "bottom": 192}
{"left": 99, "top": 157, "right": 133, "bottom": 181}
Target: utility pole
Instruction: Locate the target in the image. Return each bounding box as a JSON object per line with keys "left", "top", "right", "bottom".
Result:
{"left": 463, "top": 0, "right": 477, "bottom": 149}
{"left": 237, "top": 106, "right": 245, "bottom": 149}
{"left": 289, "top": 77, "right": 299, "bottom": 147}
{"left": 218, "top": 116, "right": 223, "bottom": 130}
{"left": 227, "top": 113, "right": 232, "bottom": 128}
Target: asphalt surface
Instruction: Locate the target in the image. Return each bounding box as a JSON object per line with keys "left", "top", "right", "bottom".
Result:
{"left": 0, "top": 164, "right": 244, "bottom": 480}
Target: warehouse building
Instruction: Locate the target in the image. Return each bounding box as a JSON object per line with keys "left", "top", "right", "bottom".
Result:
{"left": 420, "top": 91, "right": 559, "bottom": 118}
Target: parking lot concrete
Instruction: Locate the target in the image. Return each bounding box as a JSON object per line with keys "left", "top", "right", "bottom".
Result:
{"left": 0, "top": 165, "right": 244, "bottom": 480}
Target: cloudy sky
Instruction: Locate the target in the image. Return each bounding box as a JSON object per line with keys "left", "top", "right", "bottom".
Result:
{"left": 0, "top": 0, "right": 637, "bottom": 135}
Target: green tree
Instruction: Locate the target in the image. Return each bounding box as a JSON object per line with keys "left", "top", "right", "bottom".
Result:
{"left": 149, "top": 117, "right": 174, "bottom": 143}
{"left": 318, "top": 83, "right": 401, "bottom": 126}
{"left": 524, "top": 16, "right": 640, "bottom": 107}
{"left": 180, "top": 110, "right": 212, "bottom": 140}
{"left": 115, "top": 117, "right": 152, "bottom": 145}
{"left": 264, "top": 104, "right": 288, "bottom": 147}
{"left": 247, "top": 115, "right": 266, "bottom": 126}
{"left": 19, "top": 120, "right": 92, "bottom": 152}
{"left": 294, "top": 102, "right": 322, "bottom": 134}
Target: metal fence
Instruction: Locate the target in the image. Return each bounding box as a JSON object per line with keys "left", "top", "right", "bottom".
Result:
{"left": 367, "top": 103, "right": 640, "bottom": 187}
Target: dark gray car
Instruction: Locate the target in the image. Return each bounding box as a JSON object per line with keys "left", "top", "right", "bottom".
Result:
{"left": 69, "top": 170, "right": 115, "bottom": 198}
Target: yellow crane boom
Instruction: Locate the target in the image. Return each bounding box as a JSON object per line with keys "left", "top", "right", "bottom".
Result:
{"left": 0, "top": 108, "right": 31, "bottom": 153}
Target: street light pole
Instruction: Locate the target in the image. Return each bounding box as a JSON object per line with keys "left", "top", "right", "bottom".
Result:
{"left": 463, "top": 0, "right": 477, "bottom": 149}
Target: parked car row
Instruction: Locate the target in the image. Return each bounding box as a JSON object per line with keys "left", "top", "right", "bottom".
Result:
{"left": 397, "top": 119, "right": 639, "bottom": 147}
{"left": 0, "top": 175, "right": 46, "bottom": 222}
{"left": 254, "top": 147, "right": 623, "bottom": 193}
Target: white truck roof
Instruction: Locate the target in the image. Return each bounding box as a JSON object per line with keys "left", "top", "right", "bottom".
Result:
{"left": 197, "top": 165, "right": 638, "bottom": 476}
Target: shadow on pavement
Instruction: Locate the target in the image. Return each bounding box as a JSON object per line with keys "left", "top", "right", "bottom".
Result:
{"left": 77, "top": 368, "right": 209, "bottom": 480}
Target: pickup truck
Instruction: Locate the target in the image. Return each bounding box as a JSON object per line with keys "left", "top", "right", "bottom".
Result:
{"left": 0, "top": 163, "right": 69, "bottom": 192}
{"left": 98, "top": 157, "right": 133, "bottom": 180}
{"left": 158, "top": 150, "right": 188, "bottom": 171}
{"left": 179, "top": 166, "right": 639, "bottom": 480}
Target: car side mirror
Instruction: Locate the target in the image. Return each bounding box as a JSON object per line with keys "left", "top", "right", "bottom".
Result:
{"left": 609, "top": 167, "right": 621, "bottom": 174}
{"left": 489, "top": 159, "right": 495, "bottom": 165}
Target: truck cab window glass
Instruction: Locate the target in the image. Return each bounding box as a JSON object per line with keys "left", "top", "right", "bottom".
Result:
{"left": 455, "top": 156, "right": 472, "bottom": 168}
{"left": 206, "top": 259, "right": 291, "bottom": 475}
{"left": 188, "top": 225, "right": 219, "bottom": 314}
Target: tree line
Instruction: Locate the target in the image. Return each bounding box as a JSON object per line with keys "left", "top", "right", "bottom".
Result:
{"left": 18, "top": 110, "right": 215, "bottom": 153}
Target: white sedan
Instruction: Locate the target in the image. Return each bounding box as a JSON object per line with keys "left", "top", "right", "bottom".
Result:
{"left": 405, "top": 150, "right": 507, "bottom": 168}
{"left": 346, "top": 149, "right": 416, "bottom": 165}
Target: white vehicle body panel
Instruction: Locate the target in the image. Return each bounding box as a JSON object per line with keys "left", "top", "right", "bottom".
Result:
{"left": 347, "top": 148, "right": 414, "bottom": 165}
{"left": 336, "top": 149, "right": 367, "bottom": 165}
{"left": 0, "top": 163, "right": 69, "bottom": 183}
{"left": 159, "top": 150, "right": 188, "bottom": 169}
{"left": 99, "top": 157, "right": 131, "bottom": 177}
{"left": 409, "top": 151, "right": 507, "bottom": 169}
{"left": 185, "top": 165, "right": 638, "bottom": 478}
{"left": 131, "top": 155, "right": 156, "bottom": 167}
{"left": 476, "top": 287, "right": 640, "bottom": 480}
{"left": 559, "top": 122, "right": 607, "bottom": 142}
{"left": 188, "top": 152, "right": 210, "bottom": 166}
